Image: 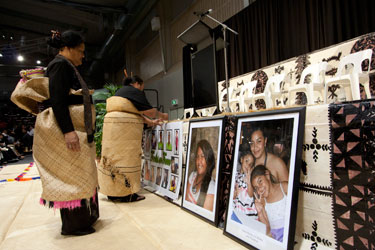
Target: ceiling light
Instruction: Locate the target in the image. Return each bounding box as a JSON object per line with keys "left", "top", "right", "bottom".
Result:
{"left": 36, "top": 60, "right": 41, "bottom": 64}
{"left": 0, "top": 53, "right": 3, "bottom": 57}
{"left": 17, "top": 55, "right": 24, "bottom": 62}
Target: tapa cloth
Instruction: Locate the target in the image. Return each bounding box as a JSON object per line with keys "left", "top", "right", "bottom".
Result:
{"left": 295, "top": 104, "right": 335, "bottom": 249}
{"left": 11, "top": 77, "right": 97, "bottom": 202}
{"left": 97, "top": 96, "right": 144, "bottom": 196}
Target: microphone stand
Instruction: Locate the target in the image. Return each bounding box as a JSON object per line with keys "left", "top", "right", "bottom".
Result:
{"left": 202, "top": 13, "right": 238, "bottom": 113}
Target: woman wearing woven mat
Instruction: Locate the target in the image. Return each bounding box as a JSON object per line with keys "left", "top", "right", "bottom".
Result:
{"left": 98, "top": 71, "right": 168, "bottom": 202}
{"left": 249, "top": 127, "right": 289, "bottom": 183}
{"left": 34, "top": 30, "right": 99, "bottom": 236}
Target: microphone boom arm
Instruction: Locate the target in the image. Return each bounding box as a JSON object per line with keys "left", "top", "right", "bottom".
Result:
{"left": 203, "top": 12, "right": 238, "bottom": 113}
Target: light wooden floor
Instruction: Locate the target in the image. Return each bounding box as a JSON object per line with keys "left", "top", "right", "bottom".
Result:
{"left": 0, "top": 155, "right": 247, "bottom": 250}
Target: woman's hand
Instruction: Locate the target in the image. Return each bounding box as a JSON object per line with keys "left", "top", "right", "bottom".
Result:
{"left": 233, "top": 182, "right": 239, "bottom": 199}
{"left": 254, "top": 192, "right": 271, "bottom": 236}
{"left": 245, "top": 168, "right": 254, "bottom": 197}
{"left": 152, "top": 119, "right": 163, "bottom": 127}
{"left": 64, "top": 131, "right": 80, "bottom": 152}
{"left": 143, "top": 115, "right": 163, "bottom": 127}
{"left": 159, "top": 112, "right": 168, "bottom": 121}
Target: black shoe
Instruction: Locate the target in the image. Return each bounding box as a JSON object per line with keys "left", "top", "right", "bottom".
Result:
{"left": 120, "top": 193, "right": 146, "bottom": 202}
{"left": 107, "top": 195, "right": 121, "bottom": 201}
{"left": 108, "top": 194, "right": 145, "bottom": 202}
{"left": 61, "top": 226, "right": 95, "bottom": 236}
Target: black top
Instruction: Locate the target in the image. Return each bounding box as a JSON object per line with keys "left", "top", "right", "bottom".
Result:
{"left": 114, "top": 85, "right": 153, "bottom": 111}
{"left": 45, "top": 56, "right": 83, "bottom": 134}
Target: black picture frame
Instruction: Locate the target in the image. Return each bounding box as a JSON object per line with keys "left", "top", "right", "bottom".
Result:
{"left": 181, "top": 116, "right": 225, "bottom": 225}
{"left": 223, "top": 107, "right": 306, "bottom": 250}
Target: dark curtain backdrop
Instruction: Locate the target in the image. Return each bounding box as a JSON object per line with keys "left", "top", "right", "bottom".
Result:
{"left": 214, "top": 0, "right": 375, "bottom": 81}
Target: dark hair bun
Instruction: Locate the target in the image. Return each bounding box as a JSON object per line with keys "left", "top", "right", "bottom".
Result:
{"left": 47, "top": 30, "right": 84, "bottom": 49}
{"left": 47, "top": 35, "right": 63, "bottom": 49}
{"left": 122, "top": 75, "right": 144, "bottom": 86}
{"left": 123, "top": 77, "right": 133, "bottom": 86}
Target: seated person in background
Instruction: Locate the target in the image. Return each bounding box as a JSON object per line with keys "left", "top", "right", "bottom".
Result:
{"left": 0, "top": 133, "right": 23, "bottom": 164}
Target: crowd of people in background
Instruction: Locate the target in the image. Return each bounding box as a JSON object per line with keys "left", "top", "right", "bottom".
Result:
{"left": 0, "top": 103, "right": 35, "bottom": 165}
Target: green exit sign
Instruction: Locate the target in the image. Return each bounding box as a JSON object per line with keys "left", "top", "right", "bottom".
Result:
{"left": 171, "top": 99, "right": 178, "bottom": 106}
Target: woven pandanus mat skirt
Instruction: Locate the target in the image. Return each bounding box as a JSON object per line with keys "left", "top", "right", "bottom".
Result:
{"left": 33, "top": 105, "right": 98, "bottom": 202}
{"left": 97, "top": 110, "right": 144, "bottom": 197}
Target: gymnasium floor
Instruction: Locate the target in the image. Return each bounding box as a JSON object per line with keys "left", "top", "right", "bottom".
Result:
{"left": 0, "top": 155, "right": 246, "bottom": 250}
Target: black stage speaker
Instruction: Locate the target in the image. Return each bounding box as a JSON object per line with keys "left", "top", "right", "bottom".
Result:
{"left": 191, "top": 43, "right": 218, "bottom": 110}
{"left": 179, "top": 20, "right": 218, "bottom": 110}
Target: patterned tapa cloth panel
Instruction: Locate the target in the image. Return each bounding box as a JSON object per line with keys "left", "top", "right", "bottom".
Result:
{"left": 296, "top": 101, "right": 375, "bottom": 250}
{"left": 296, "top": 104, "right": 336, "bottom": 249}
{"left": 218, "top": 116, "right": 237, "bottom": 227}
{"left": 329, "top": 100, "right": 375, "bottom": 250}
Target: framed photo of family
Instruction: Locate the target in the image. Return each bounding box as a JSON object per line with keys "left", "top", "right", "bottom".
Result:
{"left": 224, "top": 107, "right": 305, "bottom": 250}
{"left": 182, "top": 116, "right": 224, "bottom": 224}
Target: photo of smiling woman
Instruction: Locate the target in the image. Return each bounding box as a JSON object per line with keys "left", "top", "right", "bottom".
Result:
{"left": 185, "top": 139, "right": 216, "bottom": 211}
{"left": 183, "top": 120, "right": 222, "bottom": 223}
{"left": 249, "top": 127, "right": 289, "bottom": 183}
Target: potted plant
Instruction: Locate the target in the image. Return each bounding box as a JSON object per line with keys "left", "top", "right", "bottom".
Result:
{"left": 93, "top": 84, "right": 121, "bottom": 160}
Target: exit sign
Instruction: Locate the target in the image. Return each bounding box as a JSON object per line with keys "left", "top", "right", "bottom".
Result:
{"left": 171, "top": 99, "right": 178, "bottom": 106}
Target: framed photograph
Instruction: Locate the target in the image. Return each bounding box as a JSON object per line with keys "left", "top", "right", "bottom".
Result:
{"left": 161, "top": 168, "right": 169, "bottom": 189}
{"left": 141, "top": 121, "right": 184, "bottom": 201}
{"left": 151, "top": 130, "right": 157, "bottom": 150}
{"left": 182, "top": 117, "right": 224, "bottom": 224}
{"left": 155, "top": 166, "right": 162, "bottom": 186}
{"left": 224, "top": 107, "right": 305, "bottom": 250}
{"left": 150, "top": 164, "right": 156, "bottom": 184}
{"left": 171, "top": 156, "right": 179, "bottom": 174}
{"left": 173, "top": 129, "right": 180, "bottom": 155}
{"left": 158, "top": 130, "right": 164, "bottom": 150}
{"left": 166, "top": 129, "right": 173, "bottom": 151}
{"left": 144, "top": 160, "right": 151, "bottom": 182}
{"left": 143, "top": 130, "right": 152, "bottom": 157}
{"left": 169, "top": 175, "right": 178, "bottom": 193}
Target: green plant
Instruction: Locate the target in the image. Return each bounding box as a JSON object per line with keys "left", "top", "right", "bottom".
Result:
{"left": 93, "top": 83, "right": 121, "bottom": 158}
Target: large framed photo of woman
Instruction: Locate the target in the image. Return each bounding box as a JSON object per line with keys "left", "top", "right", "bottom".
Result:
{"left": 224, "top": 107, "right": 305, "bottom": 250}
{"left": 182, "top": 117, "right": 224, "bottom": 224}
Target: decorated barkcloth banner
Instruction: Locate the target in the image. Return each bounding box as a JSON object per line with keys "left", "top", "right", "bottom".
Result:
{"left": 295, "top": 101, "right": 375, "bottom": 250}
{"left": 329, "top": 100, "right": 375, "bottom": 250}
